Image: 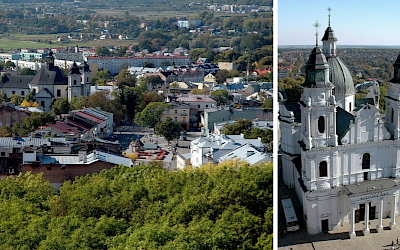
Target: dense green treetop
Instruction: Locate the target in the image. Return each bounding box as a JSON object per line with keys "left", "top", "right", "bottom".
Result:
{"left": 0, "top": 161, "right": 273, "bottom": 249}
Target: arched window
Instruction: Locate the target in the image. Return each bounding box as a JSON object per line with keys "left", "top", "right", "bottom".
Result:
{"left": 318, "top": 116, "right": 325, "bottom": 133}
{"left": 362, "top": 153, "right": 370, "bottom": 169}
{"left": 73, "top": 80, "right": 77, "bottom": 86}
{"left": 319, "top": 161, "right": 328, "bottom": 177}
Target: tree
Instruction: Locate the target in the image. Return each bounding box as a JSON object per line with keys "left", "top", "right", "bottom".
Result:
{"left": 135, "top": 102, "right": 171, "bottom": 128}
{"left": 115, "top": 69, "right": 136, "bottom": 87}
{"left": 211, "top": 89, "right": 233, "bottom": 105}
{"left": 4, "top": 61, "right": 15, "bottom": 69}
{"left": 0, "top": 90, "right": 7, "bottom": 102}
{"left": 24, "top": 91, "right": 36, "bottom": 102}
{"left": 52, "top": 98, "right": 70, "bottom": 115}
{"left": 222, "top": 118, "right": 253, "bottom": 135}
{"left": 70, "top": 96, "right": 86, "bottom": 110}
{"left": 96, "top": 46, "right": 111, "bottom": 57}
{"left": 143, "top": 61, "right": 155, "bottom": 68}
{"left": 92, "top": 70, "right": 112, "bottom": 86}
{"left": 10, "top": 94, "right": 23, "bottom": 106}
{"left": 0, "top": 125, "right": 11, "bottom": 137}
{"left": 142, "top": 75, "right": 164, "bottom": 92}
{"left": 155, "top": 117, "right": 181, "bottom": 143}
{"left": 19, "top": 68, "right": 37, "bottom": 75}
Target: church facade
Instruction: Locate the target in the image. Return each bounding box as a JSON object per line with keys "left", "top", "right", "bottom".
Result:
{"left": 1, "top": 52, "right": 92, "bottom": 112}
{"left": 279, "top": 20, "right": 400, "bottom": 238}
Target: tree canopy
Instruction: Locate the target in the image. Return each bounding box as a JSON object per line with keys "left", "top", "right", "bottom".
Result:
{"left": 155, "top": 117, "right": 181, "bottom": 143}
{"left": 135, "top": 102, "right": 171, "bottom": 128}
{"left": 0, "top": 161, "right": 273, "bottom": 249}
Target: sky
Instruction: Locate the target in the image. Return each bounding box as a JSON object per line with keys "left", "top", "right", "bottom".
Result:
{"left": 278, "top": 0, "right": 400, "bottom": 46}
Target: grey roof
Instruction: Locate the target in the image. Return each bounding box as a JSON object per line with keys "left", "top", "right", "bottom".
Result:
{"left": 303, "top": 46, "right": 331, "bottom": 88}
{"left": 30, "top": 65, "right": 67, "bottom": 86}
{"left": 283, "top": 102, "right": 301, "bottom": 123}
{"left": 322, "top": 26, "right": 338, "bottom": 42}
{"left": 69, "top": 62, "right": 81, "bottom": 75}
{"left": 218, "top": 143, "right": 271, "bottom": 165}
{"left": 179, "top": 153, "right": 191, "bottom": 160}
{"left": 336, "top": 107, "right": 355, "bottom": 144}
{"left": 35, "top": 88, "right": 54, "bottom": 98}
{"left": 355, "top": 98, "right": 374, "bottom": 110}
{"left": 327, "top": 56, "right": 355, "bottom": 96}
{"left": 0, "top": 137, "right": 68, "bottom": 147}
{"left": 344, "top": 179, "right": 398, "bottom": 197}
{"left": 1, "top": 75, "right": 33, "bottom": 89}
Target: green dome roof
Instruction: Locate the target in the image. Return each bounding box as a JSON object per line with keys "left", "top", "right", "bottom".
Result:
{"left": 327, "top": 57, "right": 355, "bottom": 96}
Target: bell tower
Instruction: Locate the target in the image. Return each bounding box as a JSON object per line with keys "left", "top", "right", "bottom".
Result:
{"left": 68, "top": 62, "right": 82, "bottom": 102}
{"left": 301, "top": 22, "right": 338, "bottom": 149}
{"left": 385, "top": 53, "right": 400, "bottom": 139}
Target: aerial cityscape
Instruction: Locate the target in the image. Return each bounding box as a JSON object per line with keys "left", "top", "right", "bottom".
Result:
{"left": 0, "top": 0, "right": 274, "bottom": 249}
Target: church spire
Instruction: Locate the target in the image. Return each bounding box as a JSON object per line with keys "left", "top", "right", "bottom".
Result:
{"left": 322, "top": 8, "right": 337, "bottom": 58}
{"left": 313, "top": 21, "right": 320, "bottom": 47}
{"left": 328, "top": 7, "right": 332, "bottom": 27}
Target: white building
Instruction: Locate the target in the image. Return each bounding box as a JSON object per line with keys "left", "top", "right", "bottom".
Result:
{"left": 86, "top": 56, "right": 191, "bottom": 75}
{"left": 190, "top": 134, "right": 265, "bottom": 167}
{"left": 279, "top": 19, "right": 400, "bottom": 238}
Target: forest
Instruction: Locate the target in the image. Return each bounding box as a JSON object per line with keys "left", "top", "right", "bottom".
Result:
{"left": 0, "top": 160, "right": 273, "bottom": 249}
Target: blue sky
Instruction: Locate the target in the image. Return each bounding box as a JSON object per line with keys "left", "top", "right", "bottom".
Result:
{"left": 278, "top": 0, "right": 400, "bottom": 46}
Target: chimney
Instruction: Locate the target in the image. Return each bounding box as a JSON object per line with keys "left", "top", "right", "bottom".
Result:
{"left": 78, "top": 150, "right": 87, "bottom": 163}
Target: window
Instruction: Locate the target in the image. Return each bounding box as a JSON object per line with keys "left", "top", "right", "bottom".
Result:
{"left": 21, "top": 91, "right": 24, "bottom": 96}
{"left": 40, "top": 101, "right": 45, "bottom": 107}
{"left": 11, "top": 91, "right": 15, "bottom": 95}
{"left": 57, "top": 89, "right": 61, "bottom": 97}
{"left": 318, "top": 116, "right": 325, "bottom": 133}
{"left": 1, "top": 152, "right": 4, "bottom": 156}
{"left": 319, "top": 161, "right": 328, "bottom": 177}
{"left": 87, "top": 77, "right": 89, "bottom": 82}
{"left": 349, "top": 102, "right": 351, "bottom": 111}
{"left": 392, "top": 108, "right": 394, "bottom": 123}
{"left": 74, "top": 80, "right": 77, "bottom": 85}
{"left": 174, "top": 117, "right": 177, "bottom": 121}
{"left": 174, "top": 110, "right": 177, "bottom": 114}
{"left": 183, "top": 117, "right": 186, "bottom": 122}
{"left": 362, "top": 153, "right": 370, "bottom": 169}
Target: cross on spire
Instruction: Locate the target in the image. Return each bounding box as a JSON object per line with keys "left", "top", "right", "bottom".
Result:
{"left": 327, "top": 7, "right": 332, "bottom": 27}
{"left": 313, "top": 21, "right": 320, "bottom": 46}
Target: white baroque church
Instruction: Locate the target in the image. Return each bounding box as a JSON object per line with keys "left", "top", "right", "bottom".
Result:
{"left": 279, "top": 18, "right": 400, "bottom": 238}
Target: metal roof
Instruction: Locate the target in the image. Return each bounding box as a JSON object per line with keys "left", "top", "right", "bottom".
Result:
{"left": 328, "top": 56, "right": 355, "bottom": 96}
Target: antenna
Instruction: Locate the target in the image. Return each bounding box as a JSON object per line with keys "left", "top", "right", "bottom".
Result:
{"left": 313, "top": 21, "right": 320, "bottom": 46}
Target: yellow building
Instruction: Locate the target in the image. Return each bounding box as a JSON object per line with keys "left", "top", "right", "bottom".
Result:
{"left": 161, "top": 103, "right": 190, "bottom": 130}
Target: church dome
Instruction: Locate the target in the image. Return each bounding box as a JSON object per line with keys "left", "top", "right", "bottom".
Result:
{"left": 327, "top": 57, "right": 355, "bottom": 96}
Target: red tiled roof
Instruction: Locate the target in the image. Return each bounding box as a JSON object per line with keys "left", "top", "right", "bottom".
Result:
{"left": 74, "top": 111, "right": 105, "bottom": 124}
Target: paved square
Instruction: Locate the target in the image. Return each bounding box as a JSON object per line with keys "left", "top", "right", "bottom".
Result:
{"left": 279, "top": 217, "right": 400, "bottom": 250}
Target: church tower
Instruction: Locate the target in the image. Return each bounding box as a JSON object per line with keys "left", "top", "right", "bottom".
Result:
{"left": 385, "top": 53, "right": 400, "bottom": 139}
{"left": 321, "top": 8, "right": 355, "bottom": 112}
{"left": 80, "top": 61, "right": 91, "bottom": 97}
{"left": 68, "top": 62, "right": 82, "bottom": 102}
{"left": 301, "top": 22, "right": 338, "bottom": 149}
